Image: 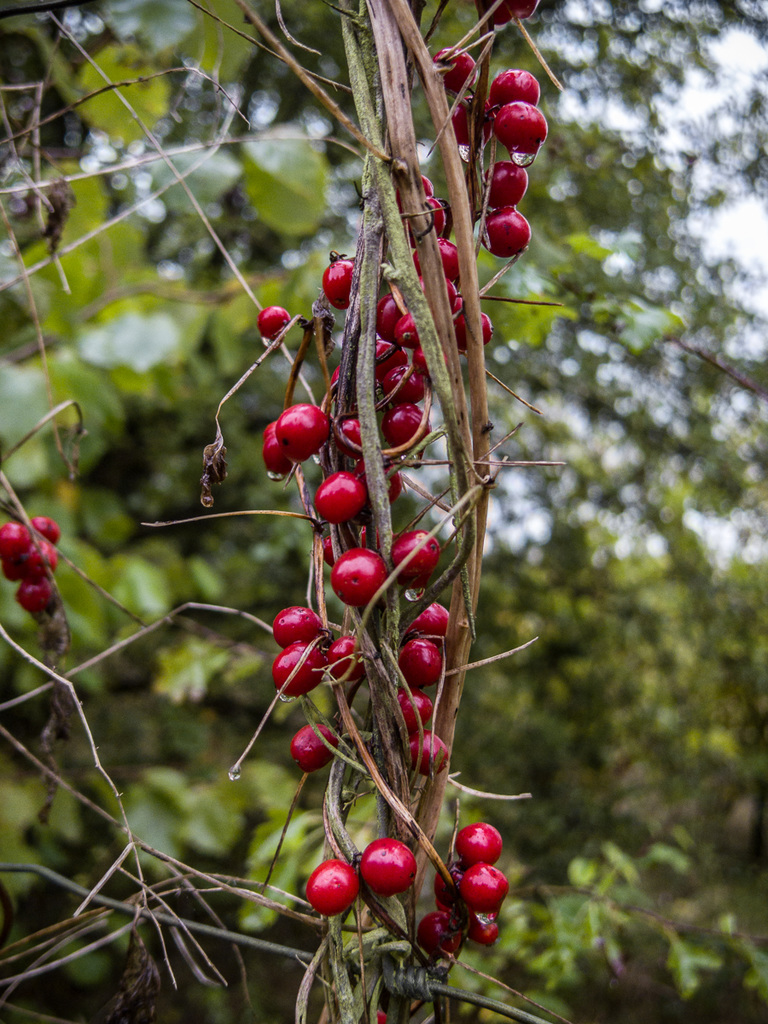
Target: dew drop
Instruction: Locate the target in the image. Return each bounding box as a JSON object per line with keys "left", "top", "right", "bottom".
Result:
{"left": 457, "top": 144, "right": 471, "bottom": 163}
{"left": 404, "top": 587, "right": 425, "bottom": 603}
{"left": 267, "top": 470, "right": 286, "bottom": 481}
{"left": 510, "top": 151, "right": 536, "bottom": 168}
{"left": 278, "top": 693, "right": 297, "bottom": 704}
{"left": 228, "top": 765, "right": 241, "bottom": 781}
{"left": 473, "top": 911, "right": 496, "bottom": 926}
{"left": 312, "top": 453, "right": 322, "bottom": 465}
{"left": 201, "top": 494, "right": 214, "bottom": 508}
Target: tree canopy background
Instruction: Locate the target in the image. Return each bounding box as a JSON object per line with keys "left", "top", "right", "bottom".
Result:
{"left": 0, "top": 1, "right": 767, "bottom": 1022}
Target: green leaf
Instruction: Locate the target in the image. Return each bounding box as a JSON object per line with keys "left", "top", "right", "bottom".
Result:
{"left": 150, "top": 151, "right": 243, "bottom": 213}
{"left": 619, "top": 299, "right": 685, "bottom": 353}
{"left": 154, "top": 638, "right": 229, "bottom": 703}
{"left": 104, "top": 0, "right": 197, "bottom": 54}
{"left": 78, "top": 312, "right": 181, "bottom": 372}
{"left": 601, "top": 841, "right": 640, "bottom": 885}
{"left": 77, "top": 46, "right": 171, "bottom": 142}
{"left": 243, "top": 135, "right": 330, "bottom": 237}
{"left": 667, "top": 937, "right": 722, "bottom": 998}
{"left": 566, "top": 232, "right": 613, "bottom": 260}
{"left": 641, "top": 842, "right": 691, "bottom": 874}
{"left": 111, "top": 556, "right": 172, "bottom": 617}
{"left": 738, "top": 941, "right": 768, "bottom": 1003}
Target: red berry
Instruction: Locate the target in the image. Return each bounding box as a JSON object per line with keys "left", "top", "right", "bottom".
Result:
{"left": 327, "top": 634, "right": 365, "bottom": 681}
{"left": 335, "top": 417, "right": 363, "bottom": 457}
{"left": 394, "top": 313, "right": 420, "bottom": 350}
{"left": 382, "top": 365, "right": 426, "bottom": 405}
{"left": 376, "top": 295, "right": 402, "bottom": 343}
{"left": 412, "top": 347, "right": 429, "bottom": 375}
{"left": 459, "top": 863, "right": 509, "bottom": 914}
{"left": 416, "top": 910, "right": 461, "bottom": 956}
{"left": 434, "top": 48, "right": 476, "bottom": 94}
{"left": 486, "top": 161, "right": 528, "bottom": 208}
{"left": 273, "top": 606, "right": 324, "bottom": 648}
{"left": 353, "top": 460, "right": 402, "bottom": 504}
{"left": 306, "top": 859, "right": 359, "bottom": 916}
{"left": 262, "top": 421, "right": 294, "bottom": 478}
{"left": 493, "top": 101, "right": 548, "bottom": 157}
{"left": 290, "top": 723, "right": 338, "bottom": 772}
{"left": 489, "top": 69, "right": 540, "bottom": 108}
{"left": 468, "top": 913, "right": 499, "bottom": 945}
{"left": 16, "top": 577, "right": 53, "bottom": 613}
{"left": 322, "top": 535, "right": 336, "bottom": 567}
{"left": 434, "top": 866, "right": 462, "bottom": 908}
{"left": 315, "top": 471, "right": 368, "bottom": 524}
{"left": 452, "top": 102, "right": 470, "bottom": 147}
{"left": 360, "top": 838, "right": 417, "bottom": 896}
{"left": 377, "top": 1012, "right": 387, "bottom": 1024}
{"left": 454, "top": 311, "right": 494, "bottom": 353}
{"left": 24, "top": 539, "right": 58, "bottom": 580}
{"left": 455, "top": 822, "right": 503, "bottom": 867}
{"left": 406, "top": 602, "right": 450, "bottom": 638}
{"left": 399, "top": 637, "right": 443, "bottom": 688}
{"left": 257, "top": 305, "right": 291, "bottom": 339}
{"left": 275, "top": 404, "right": 329, "bottom": 462}
{"left": 30, "top": 516, "right": 61, "bottom": 545}
{"left": 396, "top": 687, "right": 433, "bottom": 733}
{"left": 484, "top": 207, "right": 531, "bottom": 258}
{"left": 492, "top": 0, "right": 540, "bottom": 24}
{"left": 2, "top": 556, "right": 29, "bottom": 582}
{"left": 323, "top": 258, "right": 354, "bottom": 310}
{"left": 426, "top": 196, "right": 447, "bottom": 236}
{"left": 0, "top": 522, "right": 31, "bottom": 561}
{"left": 391, "top": 530, "right": 441, "bottom": 584}
{"left": 272, "top": 641, "right": 328, "bottom": 697}
{"left": 381, "top": 403, "right": 427, "bottom": 449}
{"left": 375, "top": 339, "right": 408, "bottom": 381}
{"left": 436, "top": 238, "right": 460, "bottom": 282}
{"left": 330, "top": 548, "right": 388, "bottom": 607}
{"left": 409, "top": 731, "right": 449, "bottom": 775}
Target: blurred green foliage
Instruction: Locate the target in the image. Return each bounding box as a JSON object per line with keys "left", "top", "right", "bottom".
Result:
{"left": 0, "top": 1, "right": 767, "bottom": 1022}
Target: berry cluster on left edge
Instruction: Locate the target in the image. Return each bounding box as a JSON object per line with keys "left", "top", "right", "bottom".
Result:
{"left": 0, "top": 516, "right": 61, "bottom": 615}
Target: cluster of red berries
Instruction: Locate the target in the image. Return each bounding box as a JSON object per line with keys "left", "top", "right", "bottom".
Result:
{"left": 418, "top": 821, "right": 509, "bottom": 956}
{"left": 0, "top": 517, "right": 61, "bottom": 614}
{"left": 305, "top": 836, "right": 417, "bottom": 916}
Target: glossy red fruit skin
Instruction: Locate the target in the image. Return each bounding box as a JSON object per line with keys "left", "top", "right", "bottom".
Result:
{"left": 454, "top": 311, "right": 494, "bottom": 353}
{"left": 382, "top": 365, "right": 426, "bottom": 405}
{"left": 315, "top": 471, "right": 368, "bottom": 524}
{"left": 396, "top": 687, "right": 433, "bottom": 732}
{"left": 434, "top": 865, "right": 462, "bottom": 908}
{"left": 437, "top": 238, "right": 460, "bottom": 281}
{"left": 328, "top": 634, "right": 365, "bottom": 681}
{"left": 493, "top": 101, "right": 548, "bottom": 156}
{"left": 381, "top": 404, "right": 426, "bottom": 449}
{"left": 394, "top": 313, "right": 420, "bottom": 350}
{"left": 353, "top": 460, "right": 402, "bottom": 504}
{"left": 405, "top": 602, "right": 450, "bottom": 638}
{"left": 486, "top": 161, "right": 528, "bottom": 209}
{"left": 375, "top": 339, "right": 408, "bottom": 381}
{"left": 360, "top": 838, "right": 417, "bottom": 896}
{"left": 459, "top": 862, "right": 509, "bottom": 914}
{"left": 336, "top": 418, "right": 363, "bottom": 457}
{"left": 306, "top": 859, "right": 359, "bottom": 916}
{"left": 452, "top": 102, "right": 470, "bottom": 147}
{"left": 273, "top": 606, "right": 324, "bottom": 648}
{"left": 323, "top": 259, "right": 354, "bottom": 309}
{"left": 391, "top": 530, "right": 441, "bottom": 583}
{"left": 377, "top": 1011, "right": 387, "bottom": 1024}
{"left": 275, "top": 404, "right": 329, "bottom": 462}
{"left": 262, "top": 421, "right": 294, "bottom": 477}
{"left": 426, "top": 196, "right": 446, "bottom": 236}
{"left": 489, "top": 69, "right": 540, "bottom": 108}
{"left": 322, "top": 535, "right": 336, "bottom": 567}
{"left": 455, "top": 822, "right": 503, "bottom": 867}
{"left": 0, "top": 522, "right": 31, "bottom": 560}
{"left": 399, "top": 638, "right": 443, "bottom": 688}
{"left": 484, "top": 207, "right": 531, "bottom": 258}
{"left": 417, "top": 910, "right": 461, "bottom": 956}
{"left": 468, "top": 913, "right": 500, "bottom": 945}
{"left": 257, "top": 305, "right": 291, "bottom": 339}
{"left": 331, "top": 548, "right": 388, "bottom": 607}
{"left": 30, "top": 516, "right": 61, "bottom": 545}
{"left": 290, "top": 723, "right": 338, "bottom": 772}
{"left": 2, "top": 556, "right": 29, "bottom": 582}
{"left": 24, "top": 539, "right": 58, "bottom": 580}
{"left": 16, "top": 577, "right": 53, "bottom": 613}
{"left": 493, "top": 0, "right": 539, "bottom": 24}
{"left": 272, "top": 641, "right": 329, "bottom": 697}
{"left": 376, "top": 295, "right": 402, "bottom": 343}
{"left": 409, "top": 731, "right": 449, "bottom": 775}
{"left": 412, "top": 347, "right": 429, "bottom": 375}
{"left": 434, "top": 48, "right": 476, "bottom": 94}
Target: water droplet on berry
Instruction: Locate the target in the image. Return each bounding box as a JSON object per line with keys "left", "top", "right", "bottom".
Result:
{"left": 457, "top": 144, "right": 471, "bottom": 163}
{"left": 228, "top": 765, "right": 241, "bottom": 781}
{"left": 510, "top": 151, "right": 536, "bottom": 168}
{"left": 473, "top": 911, "right": 496, "bottom": 926}
{"left": 267, "top": 470, "right": 286, "bottom": 481}
{"left": 278, "top": 692, "right": 297, "bottom": 704}
{"left": 312, "top": 453, "right": 322, "bottom": 465}
{"left": 404, "top": 587, "right": 425, "bottom": 602}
